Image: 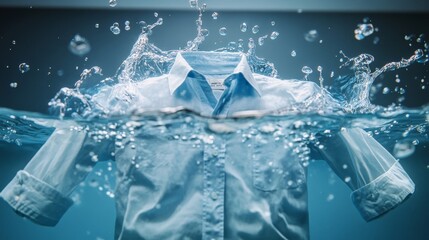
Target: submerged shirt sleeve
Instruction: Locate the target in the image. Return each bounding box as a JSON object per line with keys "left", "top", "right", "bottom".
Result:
{"left": 0, "top": 123, "right": 113, "bottom": 226}
{"left": 316, "top": 127, "right": 415, "bottom": 221}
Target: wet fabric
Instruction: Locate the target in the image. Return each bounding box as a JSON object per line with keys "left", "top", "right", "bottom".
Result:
{"left": 0, "top": 51, "right": 415, "bottom": 240}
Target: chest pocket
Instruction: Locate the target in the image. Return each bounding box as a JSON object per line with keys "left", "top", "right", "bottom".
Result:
{"left": 252, "top": 136, "right": 306, "bottom": 192}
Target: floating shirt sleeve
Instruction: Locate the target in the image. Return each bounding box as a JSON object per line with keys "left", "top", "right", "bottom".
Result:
{"left": 317, "top": 128, "right": 415, "bottom": 221}
{"left": 0, "top": 124, "right": 113, "bottom": 226}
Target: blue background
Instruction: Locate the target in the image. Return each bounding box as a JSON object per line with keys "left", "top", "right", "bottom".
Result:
{"left": 0, "top": 7, "right": 428, "bottom": 240}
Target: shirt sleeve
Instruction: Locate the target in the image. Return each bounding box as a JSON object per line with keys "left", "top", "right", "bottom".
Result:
{"left": 316, "top": 127, "right": 415, "bottom": 221}
{"left": 0, "top": 123, "right": 113, "bottom": 226}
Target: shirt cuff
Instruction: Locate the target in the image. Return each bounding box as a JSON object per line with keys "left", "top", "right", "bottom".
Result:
{"left": 351, "top": 161, "right": 415, "bottom": 222}
{"left": 0, "top": 170, "right": 73, "bottom": 226}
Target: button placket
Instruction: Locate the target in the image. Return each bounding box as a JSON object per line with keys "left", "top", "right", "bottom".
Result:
{"left": 202, "top": 139, "right": 226, "bottom": 240}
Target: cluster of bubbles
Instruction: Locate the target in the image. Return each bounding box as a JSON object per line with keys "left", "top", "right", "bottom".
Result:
{"left": 110, "top": 22, "right": 121, "bottom": 35}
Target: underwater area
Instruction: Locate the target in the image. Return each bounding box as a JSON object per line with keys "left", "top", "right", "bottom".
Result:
{"left": 0, "top": 1, "right": 428, "bottom": 239}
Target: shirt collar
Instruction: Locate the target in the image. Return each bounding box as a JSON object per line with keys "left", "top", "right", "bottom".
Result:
{"left": 168, "top": 51, "right": 262, "bottom": 96}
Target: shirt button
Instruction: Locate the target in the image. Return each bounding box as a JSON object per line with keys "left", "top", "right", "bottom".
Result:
{"left": 210, "top": 192, "right": 218, "bottom": 200}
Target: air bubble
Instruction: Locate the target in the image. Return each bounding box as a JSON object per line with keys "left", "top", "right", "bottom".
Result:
{"left": 125, "top": 21, "right": 131, "bottom": 31}
{"left": 109, "top": 0, "right": 117, "bottom": 7}
{"left": 302, "top": 66, "right": 313, "bottom": 81}
{"left": 393, "top": 140, "right": 415, "bottom": 158}
{"left": 219, "top": 27, "right": 227, "bottom": 36}
{"left": 258, "top": 35, "right": 268, "bottom": 46}
{"left": 382, "top": 87, "right": 390, "bottom": 94}
{"left": 270, "top": 31, "right": 279, "bottom": 40}
{"left": 69, "top": 34, "right": 91, "bottom": 56}
{"left": 305, "top": 30, "right": 319, "bottom": 42}
{"left": 9, "top": 82, "right": 18, "bottom": 88}
{"left": 212, "top": 12, "right": 218, "bottom": 20}
{"left": 110, "top": 22, "right": 121, "bottom": 35}
{"left": 252, "top": 25, "right": 260, "bottom": 34}
{"left": 95, "top": 23, "right": 99, "bottom": 29}
{"left": 302, "top": 66, "right": 313, "bottom": 75}
{"left": 240, "top": 22, "right": 247, "bottom": 32}
{"left": 291, "top": 50, "right": 296, "bottom": 57}
{"left": 18, "top": 63, "right": 30, "bottom": 73}
{"left": 201, "top": 29, "right": 209, "bottom": 37}
{"left": 271, "top": 21, "right": 276, "bottom": 26}
{"left": 189, "top": 0, "right": 197, "bottom": 8}
{"left": 354, "top": 24, "right": 374, "bottom": 40}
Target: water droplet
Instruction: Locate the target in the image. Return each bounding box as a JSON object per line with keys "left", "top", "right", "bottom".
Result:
{"left": 125, "top": 20, "right": 131, "bottom": 31}
{"left": 271, "top": 21, "right": 276, "bottom": 26}
{"left": 18, "top": 63, "right": 30, "bottom": 73}
{"left": 157, "top": 18, "right": 163, "bottom": 25}
{"left": 95, "top": 23, "right": 99, "bottom": 28}
{"left": 301, "top": 66, "right": 313, "bottom": 75}
{"left": 291, "top": 50, "right": 296, "bottom": 57}
{"left": 258, "top": 35, "right": 267, "bottom": 46}
{"left": 219, "top": 27, "right": 227, "bottom": 36}
{"left": 393, "top": 140, "right": 415, "bottom": 158}
{"left": 304, "top": 29, "right": 319, "bottom": 42}
{"left": 189, "top": 0, "right": 197, "bottom": 8}
{"left": 9, "top": 82, "right": 18, "bottom": 88}
{"left": 69, "top": 34, "right": 91, "bottom": 56}
{"left": 252, "top": 25, "right": 260, "bottom": 34}
{"left": 227, "top": 42, "right": 237, "bottom": 51}
{"left": 106, "top": 191, "right": 115, "bottom": 198}
{"left": 75, "top": 163, "right": 93, "bottom": 173}
{"left": 302, "top": 66, "right": 313, "bottom": 80}
{"left": 201, "top": 29, "right": 209, "bottom": 37}
{"left": 354, "top": 24, "right": 374, "bottom": 40}
{"left": 240, "top": 22, "right": 247, "bottom": 32}
{"left": 212, "top": 12, "right": 218, "bottom": 20}
{"left": 109, "top": 0, "right": 117, "bottom": 7}
{"left": 110, "top": 23, "right": 121, "bottom": 35}
{"left": 248, "top": 38, "right": 255, "bottom": 49}
{"left": 382, "top": 87, "right": 390, "bottom": 94}
{"left": 373, "top": 36, "right": 380, "bottom": 44}
{"left": 270, "top": 31, "right": 279, "bottom": 40}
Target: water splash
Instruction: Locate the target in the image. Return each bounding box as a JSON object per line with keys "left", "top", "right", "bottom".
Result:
{"left": 332, "top": 49, "right": 427, "bottom": 113}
